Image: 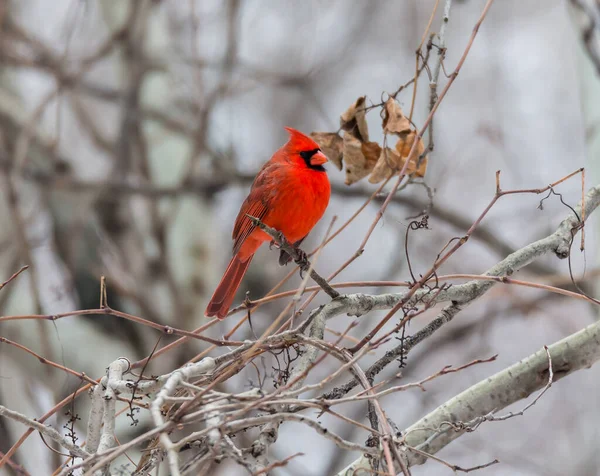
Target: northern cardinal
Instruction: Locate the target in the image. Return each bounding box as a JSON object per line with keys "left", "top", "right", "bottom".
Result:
{"left": 205, "top": 127, "right": 331, "bottom": 319}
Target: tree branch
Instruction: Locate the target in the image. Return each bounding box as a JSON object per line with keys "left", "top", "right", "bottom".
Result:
{"left": 339, "top": 316, "right": 599, "bottom": 474}
{"left": 0, "top": 405, "right": 90, "bottom": 460}
{"left": 246, "top": 215, "right": 340, "bottom": 299}
{"left": 319, "top": 183, "right": 598, "bottom": 400}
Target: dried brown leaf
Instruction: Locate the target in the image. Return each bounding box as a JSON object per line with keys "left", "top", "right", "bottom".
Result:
{"left": 395, "top": 130, "right": 422, "bottom": 157}
{"left": 343, "top": 132, "right": 380, "bottom": 185}
{"left": 368, "top": 131, "right": 427, "bottom": 183}
{"left": 340, "top": 96, "right": 369, "bottom": 142}
{"left": 362, "top": 140, "right": 382, "bottom": 161}
{"left": 396, "top": 130, "right": 427, "bottom": 177}
{"left": 382, "top": 98, "right": 411, "bottom": 135}
{"left": 368, "top": 147, "right": 401, "bottom": 184}
{"left": 310, "top": 132, "right": 343, "bottom": 170}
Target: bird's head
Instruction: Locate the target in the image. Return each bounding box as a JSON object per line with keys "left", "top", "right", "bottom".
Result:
{"left": 284, "top": 127, "right": 328, "bottom": 171}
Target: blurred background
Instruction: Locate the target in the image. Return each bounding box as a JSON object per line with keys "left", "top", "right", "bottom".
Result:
{"left": 0, "top": 0, "right": 599, "bottom": 474}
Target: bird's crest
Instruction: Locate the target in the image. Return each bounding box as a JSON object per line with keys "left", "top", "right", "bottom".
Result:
{"left": 284, "top": 127, "right": 320, "bottom": 152}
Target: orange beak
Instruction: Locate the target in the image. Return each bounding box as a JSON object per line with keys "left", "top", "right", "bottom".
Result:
{"left": 310, "top": 150, "right": 328, "bottom": 166}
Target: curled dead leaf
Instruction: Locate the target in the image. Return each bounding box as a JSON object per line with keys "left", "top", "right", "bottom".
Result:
{"left": 396, "top": 130, "right": 423, "bottom": 158}
{"left": 368, "top": 131, "right": 427, "bottom": 184}
{"left": 395, "top": 130, "right": 427, "bottom": 178}
{"left": 340, "top": 96, "right": 369, "bottom": 142}
{"left": 362, "top": 140, "right": 382, "bottom": 163}
{"left": 382, "top": 98, "right": 411, "bottom": 135}
{"left": 310, "top": 132, "right": 343, "bottom": 170}
{"left": 369, "top": 147, "right": 401, "bottom": 184}
{"left": 313, "top": 95, "right": 427, "bottom": 186}
{"left": 343, "top": 132, "right": 381, "bottom": 185}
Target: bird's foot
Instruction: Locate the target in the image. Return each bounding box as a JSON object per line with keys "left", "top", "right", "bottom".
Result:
{"left": 294, "top": 248, "right": 309, "bottom": 277}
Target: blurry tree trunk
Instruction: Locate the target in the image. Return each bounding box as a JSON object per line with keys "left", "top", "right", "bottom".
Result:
{"left": 0, "top": 1, "right": 77, "bottom": 472}
{"left": 97, "top": 0, "right": 216, "bottom": 356}
{"left": 0, "top": 1, "right": 216, "bottom": 471}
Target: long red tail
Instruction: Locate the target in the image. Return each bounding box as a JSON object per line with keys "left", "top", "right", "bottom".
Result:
{"left": 205, "top": 253, "right": 254, "bottom": 319}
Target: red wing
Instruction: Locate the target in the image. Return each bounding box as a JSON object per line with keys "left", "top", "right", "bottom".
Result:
{"left": 232, "top": 195, "right": 269, "bottom": 255}
{"left": 232, "top": 161, "right": 280, "bottom": 255}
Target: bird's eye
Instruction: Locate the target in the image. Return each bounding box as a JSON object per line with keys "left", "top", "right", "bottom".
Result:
{"left": 300, "top": 149, "right": 320, "bottom": 161}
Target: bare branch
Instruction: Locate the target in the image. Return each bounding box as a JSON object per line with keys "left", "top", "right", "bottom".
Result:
{"left": 246, "top": 215, "right": 340, "bottom": 299}
{"left": 0, "top": 406, "right": 89, "bottom": 460}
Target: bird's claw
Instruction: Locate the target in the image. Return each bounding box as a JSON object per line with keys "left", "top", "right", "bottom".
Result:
{"left": 294, "top": 248, "right": 309, "bottom": 277}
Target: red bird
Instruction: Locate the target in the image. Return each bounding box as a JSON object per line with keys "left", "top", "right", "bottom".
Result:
{"left": 205, "top": 127, "right": 331, "bottom": 319}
